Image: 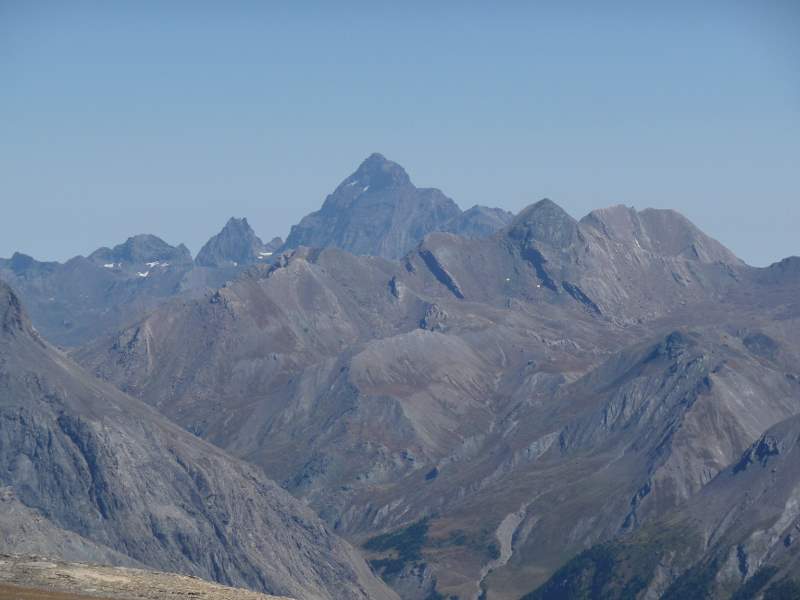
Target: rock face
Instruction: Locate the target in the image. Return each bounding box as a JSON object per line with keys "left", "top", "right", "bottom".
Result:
{"left": 580, "top": 204, "right": 744, "bottom": 264}
{"left": 74, "top": 198, "right": 800, "bottom": 599}
{"left": 525, "top": 414, "right": 800, "bottom": 599}
{"left": 282, "top": 154, "right": 508, "bottom": 259}
{"left": 196, "top": 218, "right": 282, "bottom": 268}
{"left": 0, "top": 280, "right": 396, "bottom": 600}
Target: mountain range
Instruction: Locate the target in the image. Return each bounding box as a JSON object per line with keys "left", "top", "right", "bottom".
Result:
{"left": 1, "top": 154, "right": 799, "bottom": 600}
{"left": 0, "top": 154, "right": 510, "bottom": 348}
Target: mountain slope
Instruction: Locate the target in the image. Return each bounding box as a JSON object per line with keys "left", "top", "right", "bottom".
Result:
{"left": 0, "top": 280, "right": 396, "bottom": 600}
{"left": 525, "top": 413, "right": 800, "bottom": 600}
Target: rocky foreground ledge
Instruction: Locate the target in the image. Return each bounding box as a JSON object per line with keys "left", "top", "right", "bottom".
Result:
{"left": 0, "top": 555, "right": 292, "bottom": 600}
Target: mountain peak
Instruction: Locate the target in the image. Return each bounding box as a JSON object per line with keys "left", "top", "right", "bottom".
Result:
{"left": 196, "top": 217, "right": 280, "bottom": 267}
{"left": 345, "top": 153, "right": 411, "bottom": 190}
{"left": 0, "top": 280, "right": 30, "bottom": 338}
{"left": 581, "top": 205, "right": 742, "bottom": 264}
{"left": 90, "top": 234, "right": 192, "bottom": 265}
{"left": 284, "top": 153, "right": 461, "bottom": 259}
{"left": 224, "top": 216, "right": 252, "bottom": 231}
{"left": 506, "top": 199, "right": 579, "bottom": 249}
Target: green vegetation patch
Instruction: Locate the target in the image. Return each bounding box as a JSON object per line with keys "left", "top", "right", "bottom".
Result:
{"left": 521, "top": 543, "right": 651, "bottom": 600}
{"left": 521, "top": 524, "right": 700, "bottom": 600}
{"left": 730, "top": 567, "right": 779, "bottom": 600}
{"left": 363, "top": 518, "right": 430, "bottom": 580}
{"left": 763, "top": 578, "right": 800, "bottom": 600}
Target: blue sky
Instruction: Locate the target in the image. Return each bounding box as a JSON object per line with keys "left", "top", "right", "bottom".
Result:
{"left": 1, "top": 1, "right": 798, "bottom": 265}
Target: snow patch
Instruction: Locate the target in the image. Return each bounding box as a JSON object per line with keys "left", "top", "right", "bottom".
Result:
{"left": 103, "top": 263, "right": 115, "bottom": 269}
{"left": 137, "top": 271, "right": 149, "bottom": 278}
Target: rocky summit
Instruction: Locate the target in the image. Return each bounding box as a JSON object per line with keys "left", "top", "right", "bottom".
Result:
{"left": 1, "top": 157, "right": 799, "bottom": 600}
{"left": 283, "top": 153, "right": 510, "bottom": 259}
{"left": 196, "top": 217, "right": 282, "bottom": 268}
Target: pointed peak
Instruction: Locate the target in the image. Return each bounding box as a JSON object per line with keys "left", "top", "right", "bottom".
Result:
{"left": 222, "top": 217, "right": 255, "bottom": 233}
{"left": 0, "top": 280, "right": 31, "bottom": 338}
{"left": 195, "top": 217, "right": 270, "bottom": 267}
{"left": 344, "top": 153, "right": 411, "bottom": 190}
{"left": 364, "top": 152, "right": 388, "bottom": 162}
{"left": 506, "top": 199, "right": 579, "bottom": 249}
{"left": 516, "top": 199, "right": 574, "bottom": 221}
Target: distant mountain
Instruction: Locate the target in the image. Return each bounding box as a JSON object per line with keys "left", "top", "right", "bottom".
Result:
{"left": 0, "top": 235, "right": 229, "bottom": 347}
{"left": 0, "top": 279, "right": 396, "bottom": 600}
{"left": 282, "top": 153, "right": 510, "bottom": 259}
{"left": 89, "top": 233, "right": 193, "bottom": 266}
{"left": 581, "top": 204, "right": 743, "bottom": 264}
{"left": 0, "top": 235, "right": 209, "bottom": 346}
{"left": 0, "top": 156, "right": 510, "bottom": 346}
{"left": 75, "top": 199, "right": 800, "bottom": 599}
{"left": 196, "top": 217, "right": 282, "bottom": 268}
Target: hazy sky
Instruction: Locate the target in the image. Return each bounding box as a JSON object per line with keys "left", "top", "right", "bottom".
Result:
{"left": 1, "top": 2, "right": 798, "bottom": 266}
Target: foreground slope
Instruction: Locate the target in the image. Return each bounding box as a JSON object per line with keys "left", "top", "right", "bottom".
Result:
{"left": 0, "top": 554, "right": 291, "bottom": 600}
{"left": 0, "top": 281, "right": 395, "bottom": 600}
